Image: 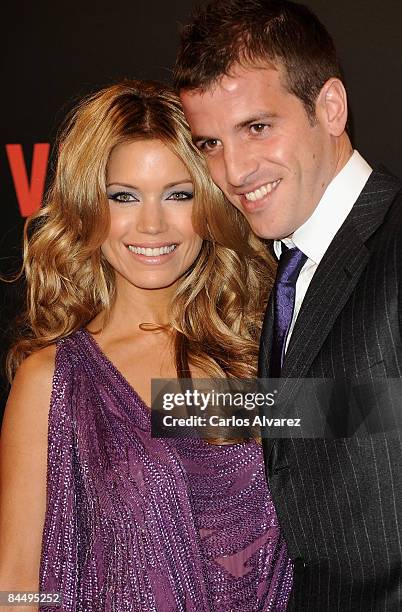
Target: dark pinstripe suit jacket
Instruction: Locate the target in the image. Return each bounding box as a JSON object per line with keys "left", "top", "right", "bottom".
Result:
{"left": 259, "top": 168, "right": 402, "bottom": 611}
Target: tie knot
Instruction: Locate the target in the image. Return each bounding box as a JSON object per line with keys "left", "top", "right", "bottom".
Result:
{"left": 276, "top": 245, "right": 307, "bottom": 286}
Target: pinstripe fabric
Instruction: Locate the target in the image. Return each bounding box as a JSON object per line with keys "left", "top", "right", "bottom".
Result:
{"left": 259, "top": 169, "right": 402, "bottom": 611}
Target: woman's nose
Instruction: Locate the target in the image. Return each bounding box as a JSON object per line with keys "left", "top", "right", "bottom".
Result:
{"left": 135, "top": 200, "right": 168, "bottom": 235}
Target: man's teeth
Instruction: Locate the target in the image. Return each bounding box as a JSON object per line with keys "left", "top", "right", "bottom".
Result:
{"left": 245, "top": 180, "right": 281, "bottom": 202}
{"left": 127, "top": 244, "right": 177, "bottom": 256}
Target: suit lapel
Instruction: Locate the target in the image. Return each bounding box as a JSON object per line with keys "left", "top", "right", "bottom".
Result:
{"left": 281, "top": 169, "right": 401, "bottom": 381}
{"left": 280, "top": 224, "right": 368, "bottom": 379}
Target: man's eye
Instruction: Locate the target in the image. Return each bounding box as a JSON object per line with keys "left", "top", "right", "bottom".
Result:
{"left": 199, "top": 139, "right": 219, "bottom": 152}
{"left": 108, "top": 192, "right": 137, "bottom": 203}
{"left": 166, "top": 191, "right": 194, "bottom": 201}
{"left": 250, "top": 123, "right": 269, "bottom": 134}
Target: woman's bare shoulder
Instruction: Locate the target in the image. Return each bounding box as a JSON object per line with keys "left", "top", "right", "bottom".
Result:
{"left": 15, "top": 344, "right": 57, "bottom": 380}
{"left": 3, "top": 345, "right": 57, "bottom": 430}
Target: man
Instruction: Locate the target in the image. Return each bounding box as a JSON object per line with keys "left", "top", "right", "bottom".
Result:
{"left": 174, "top": 1, "right": 402, "bottom": 610}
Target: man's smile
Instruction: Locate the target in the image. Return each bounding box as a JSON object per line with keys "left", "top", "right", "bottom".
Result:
{"left": 243, "top": 179, "right": 282, "bottom": 202}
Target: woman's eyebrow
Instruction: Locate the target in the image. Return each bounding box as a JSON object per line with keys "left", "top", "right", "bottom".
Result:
{"left": 106, "top": 182, "right": 138, "bottom": 189}
{"left": 163, "top": 179, "right": 193, "bottom": 189}
{"left": 106, "top": 180, "right": 193, "bottom": 190}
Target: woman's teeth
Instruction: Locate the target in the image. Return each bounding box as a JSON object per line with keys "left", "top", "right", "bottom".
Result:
{"left": 127, "top": 244, "right": 177, "bottom": 256}
{"left": 245, "top": 179, "right": 281, "bottom": 202}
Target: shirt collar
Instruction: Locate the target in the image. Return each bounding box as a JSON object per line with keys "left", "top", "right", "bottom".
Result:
{"left": 274, "top": 150, "right": 372, "bottom": 262}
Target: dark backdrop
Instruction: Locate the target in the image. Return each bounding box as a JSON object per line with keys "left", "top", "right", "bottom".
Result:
{"left": 1, "top": 0, "right": 402, "bottom": 419}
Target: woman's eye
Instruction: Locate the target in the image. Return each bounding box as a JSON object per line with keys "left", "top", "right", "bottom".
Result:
{"left": 166, "top": 191, "right": 194, "bottom": 201}
{"left": 108, "top": 192, "right": 137, "bottom": 203}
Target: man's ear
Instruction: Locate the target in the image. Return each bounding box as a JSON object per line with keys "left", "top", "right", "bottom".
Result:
{"left": 316, "top": 78, "right": 348, "bottom": 136}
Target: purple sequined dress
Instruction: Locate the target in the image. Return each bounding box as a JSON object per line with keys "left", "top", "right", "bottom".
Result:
{"left": 39, "top": 329, "right": 293, "bottom": 611}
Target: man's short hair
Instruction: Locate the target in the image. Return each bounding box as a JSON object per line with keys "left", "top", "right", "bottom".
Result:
{"left": 174, "top": 0, "right": 342, "bottom": 119}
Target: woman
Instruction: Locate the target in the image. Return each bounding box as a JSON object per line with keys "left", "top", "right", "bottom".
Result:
{"left": 0, "top": 81, "right": 292, "bottom": 611}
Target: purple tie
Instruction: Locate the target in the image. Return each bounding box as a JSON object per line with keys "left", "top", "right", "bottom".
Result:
{"left": 270, "top": 244, "right": 307, "bottom": 378}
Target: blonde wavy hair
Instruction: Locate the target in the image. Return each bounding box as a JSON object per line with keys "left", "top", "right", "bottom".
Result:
{"left": 6, "top": 80, "right": 275, "bottom": 382}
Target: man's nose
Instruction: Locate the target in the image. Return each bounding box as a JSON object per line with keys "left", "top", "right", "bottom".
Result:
{"left": 222, "top": 142, "right": 258, "bottom": 188}
{"left": 136, "top": 200, "right": 168, "bottom": 234}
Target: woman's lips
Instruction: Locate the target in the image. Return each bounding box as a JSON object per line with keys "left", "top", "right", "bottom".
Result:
{"left": 126, "top": 243, "right": 178, "bottom": 264}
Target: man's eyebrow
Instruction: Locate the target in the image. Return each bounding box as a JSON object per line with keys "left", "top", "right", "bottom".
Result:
{"left": 192, "top": 112, "right": 277, "bottom": 143}
{"left": 234, "top": 112, "right": 277, "bottom": 130}
{"left": 192, "top": 134, "right": 214, "bottom": 144}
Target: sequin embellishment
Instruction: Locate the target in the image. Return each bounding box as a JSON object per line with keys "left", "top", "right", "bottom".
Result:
{"left": 39, "top": 330, "right": 293, "bottom": 610}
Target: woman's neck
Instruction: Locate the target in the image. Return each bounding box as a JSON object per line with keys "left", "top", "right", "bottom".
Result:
{"left": 90, "top": 280, "right": 176, "bottom": 337}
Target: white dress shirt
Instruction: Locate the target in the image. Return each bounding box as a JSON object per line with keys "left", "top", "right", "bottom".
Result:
{"left": 273, "top": 150, "right": 372, "bottom": 352}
